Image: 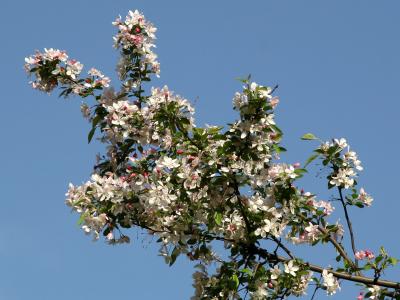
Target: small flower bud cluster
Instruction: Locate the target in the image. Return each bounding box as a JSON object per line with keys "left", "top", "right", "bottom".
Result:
{"left": 355, "top": 250, "right": 375, "bottom": 260}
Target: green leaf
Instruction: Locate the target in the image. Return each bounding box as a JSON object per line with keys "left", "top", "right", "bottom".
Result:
{"left": 363, "top": 264, "right": 372, "bottom": 270}
{"left": 187, "top": 238, "right": 197, "bottom": 245}
{"left": 294, "top": 168, "right": 307, "bottom": 175}
{"left": 231, "top": 274, "right": 240, "bottom": 288}
{"left": 88, "top": 126, "right": 96, "bottom": 144}
{"left": 311, "top": 239, "right": 319, "bottom": 246}
{"left": 87, "top": 114, "right": 103, "bottom": 144}
{"left": 354, "top": 202, "right": 364, "bottom": 208}
{"left": 214, "top": 211, "right": 222, "bottom": 226}
{"left": 169, "top": 246, "right": 180, "bottom": 266}
{"left": 76, "top": 212, "right": 88, "bottom": 226}
{"left": 301, "top": 133, "right": 318, "bottom": 140}
{"left": 375, "top": 256, "right": 383, "bottom": 264}
{"left": 240, "top": 268, "right": 253, "bottom": 276}
{"left": 72, "top": 198, "right": 85, "bottom": 207}
{"left": 235, "top": 75, "right": 250, "bottom": 84}
{"left": 304, "top": 154, "right": 319, "bottom": 168}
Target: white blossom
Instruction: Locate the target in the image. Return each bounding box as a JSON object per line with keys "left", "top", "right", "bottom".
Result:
{"left": 322, "top": 269, "right": 340, "bottom": 295}
{"left": 358, "top": 188, "right": 373, "bottom": 206}
{"left": 270, "top": 265, "right": 281, "bottom": 280}
{"left": 368, "top": 285, "right": 381, "bottom": 299}
{"left": 284, "top": 260, "right": 299, "bottom": 277}
{"left": 334, "top": 138, "right": 348, "bottom": 149}
{"left": 330, "top": 168, "right": 355, "bottom": 189}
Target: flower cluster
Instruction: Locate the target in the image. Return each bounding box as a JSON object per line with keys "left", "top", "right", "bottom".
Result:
{"left": 254, "top": 209, "right": 286, "bottom": 239}
{"left": 25, "top": 48, "right": 110, "bottom": 97}
{"left": 303, "top": 192, "right": 334, "bottom": 216}
{"left": 249, "top": 262, "right": 313, "bottom": 299}
{"left": 93, "top": 85, "right": 194, "bottom": 149}
{"left": 86, "top": 68, "right": 111, "bottom": 88}
{"left": 25, "top": 48, "right": 70, "bottom": 92}
{"left": 291, "top": 271, "right": 313, "bottom": 296}
{"left": 317, "top": 138, "right": 363, "bottom": 189}
{"left": 113, "top": 10, "right": 160, "bottom": 91}
{"left": 304, "top": 137, "right": 375, "bottom": 211}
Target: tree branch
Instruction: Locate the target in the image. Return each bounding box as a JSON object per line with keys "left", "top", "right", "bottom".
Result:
{"left": 317, "top": 225, "right": 357, "bottom": 270}
{"left": 134, "top": 220, "right": 400, "bottom": 292}
{"left": 269, "top": 236, "right": 294, "bottom": 259}
{"left": 251, "top": 246, "right": 400, "bottom": 290}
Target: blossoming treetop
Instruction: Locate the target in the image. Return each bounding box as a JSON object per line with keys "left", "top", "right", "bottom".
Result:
{"left": 25, "top": 9, "right": 400, "bottom": 300}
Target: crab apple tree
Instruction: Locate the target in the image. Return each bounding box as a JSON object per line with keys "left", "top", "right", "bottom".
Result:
{"left": 25, "top": 9, "right": 400, "bottom": 300}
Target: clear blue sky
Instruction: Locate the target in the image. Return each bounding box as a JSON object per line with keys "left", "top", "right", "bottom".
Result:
{"left": 1, "top": 1, "right": 400, "bottom": 299}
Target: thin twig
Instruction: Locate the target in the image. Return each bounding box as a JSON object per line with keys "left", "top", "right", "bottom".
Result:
{"left": 338, "top": 187, "right": 358, "bottom": 267}
{"left": 310, "top": 285, "right": 319, "bottom": 300}
{"left": 270, "top": 236, "right": 294, "bottom": 259}
{"left": 317, "top": 225, "right": 357, "bottom": 270}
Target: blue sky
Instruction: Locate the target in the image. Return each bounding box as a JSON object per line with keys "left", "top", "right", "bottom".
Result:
{"left": 1, "top": 0, "right": 400, "bottom": 299}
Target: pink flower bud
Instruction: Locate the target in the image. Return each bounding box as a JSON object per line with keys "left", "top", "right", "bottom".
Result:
{"left": 106, "top": 232, "right": 114, "bottom": 240}
{"left": 365, "top": 250, "right": 375, "bottom": 259}
{"left": 355, "top": 250, "right": 366, "bottom": 260}
{"left": 270, "top": 97, "right": 279, "bottom": 108}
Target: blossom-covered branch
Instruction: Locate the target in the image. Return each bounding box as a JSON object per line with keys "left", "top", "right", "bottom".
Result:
{"left": 26, "top": 9, "right": 399, "bottom": 300}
